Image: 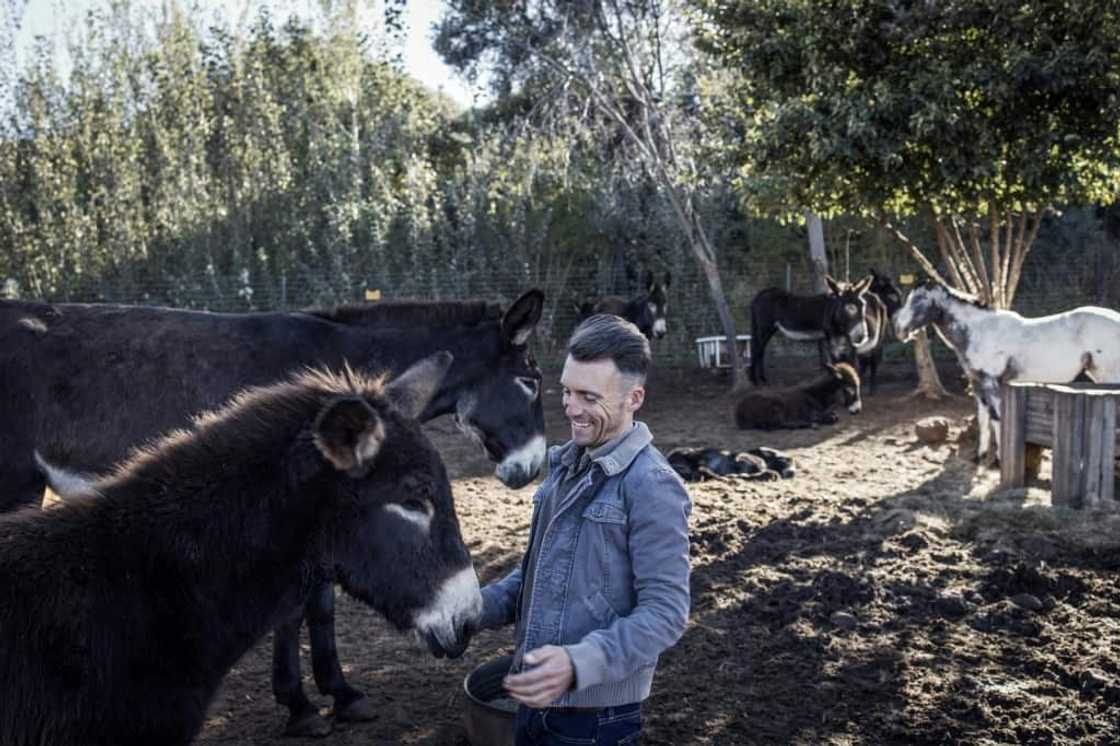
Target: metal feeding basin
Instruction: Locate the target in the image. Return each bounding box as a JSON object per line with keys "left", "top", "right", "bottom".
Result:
{"left": 463, "top": 655, "right": 517, "bottom": 746}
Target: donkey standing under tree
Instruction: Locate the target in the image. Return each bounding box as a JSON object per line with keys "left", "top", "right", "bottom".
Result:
{"left": 0, "top": 355, "right": 481, "bottom": 746}
{"left": 894, "top": 280, "right": 1120, "bottom": 463}
{"left": 828, "top": 269, "right": 903, "bottom": 395}
{"left": 749, "top": 275, "right": 873, "bottom": 385}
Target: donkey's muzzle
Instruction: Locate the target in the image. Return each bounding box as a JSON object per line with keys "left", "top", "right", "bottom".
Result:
{"left": 423, "top": 623, "right": 474, "bottom": 660}
{"left": 495, "top": 435, "right": 546, "bottom": 489}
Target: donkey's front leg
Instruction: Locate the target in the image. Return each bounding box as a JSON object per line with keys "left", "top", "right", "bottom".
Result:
{"left": 976, "top": 375, "right": 1003, "bottom": 465}
{"left": 307, "top": 581, "right": 377, "bottom": 722}
{"left": 975, "top": 394, "right": 992, "bottom": 463}
{"left": 272, "top": 608, "right": 331, "bottom": 737}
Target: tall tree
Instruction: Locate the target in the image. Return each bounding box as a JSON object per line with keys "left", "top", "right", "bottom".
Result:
{"left": 696, "top": 0, "right": 1120, "bottom": 397}
{"left": 437, "top": 0, "right": 747, "bottom": 385}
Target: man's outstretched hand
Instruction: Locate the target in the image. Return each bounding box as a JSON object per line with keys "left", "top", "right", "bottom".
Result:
{"left": 503, "top": 646, "right": 574, "bottom": 708}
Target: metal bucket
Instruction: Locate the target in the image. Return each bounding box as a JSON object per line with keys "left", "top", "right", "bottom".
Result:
{"left": 463, "top": 655, "right": 516, "bottom": 746}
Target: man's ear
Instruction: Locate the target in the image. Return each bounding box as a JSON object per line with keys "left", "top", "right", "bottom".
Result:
{"left": 627, "top": 384, "right": 646, "bottom": 413}
{"left": 313, "top": 397, "right": 385, "bottom": 475}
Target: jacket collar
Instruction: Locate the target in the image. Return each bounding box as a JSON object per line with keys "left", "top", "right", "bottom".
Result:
{"left": 548, "top": 421, "right": 653, "bottom": 477}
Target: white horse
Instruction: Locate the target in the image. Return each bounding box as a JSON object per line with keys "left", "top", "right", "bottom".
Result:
{"left": 894, "top": 281, "right": 1120, "bottom": 462}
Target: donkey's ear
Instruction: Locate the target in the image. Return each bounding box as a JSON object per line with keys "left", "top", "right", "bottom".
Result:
{"left": 824, "top": 275, "right": 842, "bottom": 294}
{"left": 663, "top": 271, "right": 671, "bottom": 289}
{"left": 313, "top": 397, "right": 385, "bottom": 475}
{"left": 502, "top": 289, "right": 544, "bottom": 346}
{"left": 642, "top": 269, "right": 655, "bottom": 291}
{"left": 853, "top": 275, "right": 874, "bottom": 294}
{"left": 385, "top": 351, "right": 454, "bottom": 420}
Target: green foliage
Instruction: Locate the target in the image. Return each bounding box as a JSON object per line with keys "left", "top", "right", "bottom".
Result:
{"left": 694, "top": 0, "right": 1120, "bottom": 219}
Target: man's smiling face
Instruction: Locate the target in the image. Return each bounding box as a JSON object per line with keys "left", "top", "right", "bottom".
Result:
{"left": 559, "top": 355, "right": 644, "bottom": 449}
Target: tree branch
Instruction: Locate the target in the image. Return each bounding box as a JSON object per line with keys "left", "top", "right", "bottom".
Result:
{"left": 988, "top": 204, "right": 1004, "bottom": 308}
{"left": 878, "top": 215, "right": 946, "bottom": 284}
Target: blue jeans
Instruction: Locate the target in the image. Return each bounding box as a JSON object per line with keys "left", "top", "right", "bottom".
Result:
{"left": 514, "top": 703, "right": 641, "bottom": 745}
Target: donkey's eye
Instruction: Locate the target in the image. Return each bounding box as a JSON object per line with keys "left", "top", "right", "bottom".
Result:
{"left": 846, "top": 303, "right": 858, "bottom": 315}
{"left": 517, "top": 376, "right": 540, "bottom": 400}
{"left": 401, "top": 498, "right": 428, "bottom": 514}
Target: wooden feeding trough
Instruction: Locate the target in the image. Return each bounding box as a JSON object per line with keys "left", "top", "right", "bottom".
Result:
{"left": 999, "top": 381, "right": 1120, "bottom": 510}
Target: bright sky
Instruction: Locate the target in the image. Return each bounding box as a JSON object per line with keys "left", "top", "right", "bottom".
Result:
{"left": 13, "top": 0, "right": 479, "bottom": 107}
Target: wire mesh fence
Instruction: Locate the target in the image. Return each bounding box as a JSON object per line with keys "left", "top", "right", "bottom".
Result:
{"left": 3, "top": 251, "right": 1117, "bottom": 369}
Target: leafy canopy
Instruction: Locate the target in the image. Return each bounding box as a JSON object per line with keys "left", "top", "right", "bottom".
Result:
{"left": 694, "top": 0, "right": 1120, "bottom": 218}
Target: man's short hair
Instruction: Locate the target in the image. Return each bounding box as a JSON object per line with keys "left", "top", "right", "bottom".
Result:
{"left": 568, "top": 314, "right": 650, "bottom": 383}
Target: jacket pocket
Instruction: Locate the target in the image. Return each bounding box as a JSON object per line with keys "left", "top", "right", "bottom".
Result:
{"left": 581, "top": 590, "right": 620, "bottom": 624}
{"left": 581, "top": 500, "right": 627, "bottom": 526}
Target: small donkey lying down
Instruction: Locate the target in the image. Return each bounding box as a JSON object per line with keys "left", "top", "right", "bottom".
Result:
{"left": 668, "top": 446, "right": 795, "bottom": 482}
{"left": 735, "top": 362, "right": 862, "bottom": 431}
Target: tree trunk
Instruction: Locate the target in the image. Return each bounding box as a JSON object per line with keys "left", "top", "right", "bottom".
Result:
{"left": 911, "top": 329, "right": 948, "bottom": 399}
{"left": 692, "top": 247, "right": 740, "bottom": 389}
{"left": 806, "top": 211, "right": 828, "bottom": 293}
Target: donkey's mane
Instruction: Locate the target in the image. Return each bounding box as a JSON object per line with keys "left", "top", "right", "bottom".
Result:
{"left": 924, "top": 279, "right": 989, "bottom": 309}
{"left": 109, "top": 367, "right": 388, "bottom": 488}
{"left": 306, "top": 300, "right": 502, "bottom": 328}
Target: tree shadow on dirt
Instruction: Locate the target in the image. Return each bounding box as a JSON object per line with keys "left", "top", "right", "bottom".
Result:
{"left": 650, "top": 453, "right": 1120, "bottom": 744}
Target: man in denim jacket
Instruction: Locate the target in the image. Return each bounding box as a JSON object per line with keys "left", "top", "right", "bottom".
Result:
{"left": 478, "top": 314, "right": 692, "bottom": 745}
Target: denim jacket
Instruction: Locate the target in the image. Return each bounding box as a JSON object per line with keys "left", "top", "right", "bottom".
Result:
{"left": 478, "top": 422, "right": 692, "bottom": 708}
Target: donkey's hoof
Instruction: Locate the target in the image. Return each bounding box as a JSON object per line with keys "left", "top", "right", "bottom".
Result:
{"left": 334, "top": 695, "right": 377, "bottom": 722}
{"left": 284, "top": 711, "right": 332, "bottom": 738}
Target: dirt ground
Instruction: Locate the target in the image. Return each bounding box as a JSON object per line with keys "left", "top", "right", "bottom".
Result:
{"left": 197, "top": 359, "right": 1120, "bottom": 746}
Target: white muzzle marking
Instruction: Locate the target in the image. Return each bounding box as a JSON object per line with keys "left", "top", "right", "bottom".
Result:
{"left": 652, "top": 318, "right": 667, "bottom": 337}
{"left": 496, "top": 435, "right": 546, "bottom": 487}
{"left": 848, "top": 321, "right": 868, "bottom": 346}
{"left": 413, "top": 565, "right": 482, "bottom": 644}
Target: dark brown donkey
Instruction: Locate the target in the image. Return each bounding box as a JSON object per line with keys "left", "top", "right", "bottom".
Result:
{"left": 0, "top": 290, "right": 544, "bottom": 736}
{"left": 0, "top": 355, "right": 480, "bottom": 746}
{"left": 579, "top": 270, "right": 671, "bottom": 339}
{"left": 749, "top": 275, "right": 873, "bottom": 384}
{"left": 735, "top": 362, "right": 863, "bottom": 430}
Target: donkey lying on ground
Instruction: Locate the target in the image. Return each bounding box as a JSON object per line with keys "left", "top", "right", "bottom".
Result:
{"left": 579, "top": 270, "right": 671, "bottom": 340}
{"left": 735, "top": 363, "right": 862, "bottom": 430}
{"left": 668, "top": 445, "right": 796, "bottom": 482}
{"left": 894, "top": 280, "right": 1120, "bottom": 463}
{"left": 0, "top": 354, "right": 481, "bottom": 746}
{"left": 749, "top": 275, "right": 873, "bottom": 385}
{"left": 0, "top": 290, "right": 543, "bottom": 736}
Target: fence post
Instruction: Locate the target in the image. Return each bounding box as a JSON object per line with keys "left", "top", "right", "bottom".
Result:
{"left": 999, "top": 382, "right": 1027, "bottom": 489}
{"left": 280, "top": 272, "right": 287, "bottom": 310}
